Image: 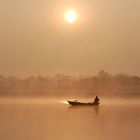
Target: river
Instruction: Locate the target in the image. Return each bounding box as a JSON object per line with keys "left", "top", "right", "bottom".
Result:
{"left": 0, "top": 98, "right": 140, "bottom": 140}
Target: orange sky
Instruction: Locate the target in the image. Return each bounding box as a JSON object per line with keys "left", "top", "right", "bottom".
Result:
{"left": 0, "top": 0, "right": 140, "bottom": 77}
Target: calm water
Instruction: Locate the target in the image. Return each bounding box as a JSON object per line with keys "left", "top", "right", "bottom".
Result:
{"left": 0, "top": 99, "right": 140, "bottom": 140}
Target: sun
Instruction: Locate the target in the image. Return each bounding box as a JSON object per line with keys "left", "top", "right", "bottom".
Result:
{"left": 65, "top": 10, "right": 77, "bottom": 24}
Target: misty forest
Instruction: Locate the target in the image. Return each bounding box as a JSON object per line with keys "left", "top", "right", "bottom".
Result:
{"left": 0, "top": 71, "right": 140, "bottom": 98}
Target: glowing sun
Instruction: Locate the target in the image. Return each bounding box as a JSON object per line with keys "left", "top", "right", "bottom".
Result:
{"left": 65, "top": 10, "right": 77, "bottom": 24}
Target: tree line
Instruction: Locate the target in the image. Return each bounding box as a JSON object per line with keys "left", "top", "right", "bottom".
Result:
{"left": 0, "top": 71, "right": 140, "bottom": 98}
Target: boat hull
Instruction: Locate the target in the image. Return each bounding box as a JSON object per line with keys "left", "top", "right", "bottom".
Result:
{"left": 67, "top": 101, "right": 99, "bottom": 106}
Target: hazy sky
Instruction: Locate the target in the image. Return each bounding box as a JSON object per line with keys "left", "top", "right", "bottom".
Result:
{"left": 0, "top": 0, "right": 140, "bottom": 77}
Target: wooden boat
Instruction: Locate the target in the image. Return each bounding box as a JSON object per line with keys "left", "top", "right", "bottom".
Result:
{"left": 67, "top": 100, "right": 99, "bottom": 106}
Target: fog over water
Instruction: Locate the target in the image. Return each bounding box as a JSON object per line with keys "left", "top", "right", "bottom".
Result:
{"left": 0, "top": 97, "right": 140, "bottom": 105}
{"left": 1, "top": 0, "right": 140, "bottom": 139}
{"left": 0, "top": 98, "right": 140, "bottom": 140}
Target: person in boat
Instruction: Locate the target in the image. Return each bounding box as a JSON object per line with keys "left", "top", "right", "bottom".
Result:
{"left": 93, "top": 96, "right": 100, "bottom": 104}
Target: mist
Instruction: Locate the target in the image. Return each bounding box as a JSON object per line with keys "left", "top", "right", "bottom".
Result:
{"left": 0, "top": 0, "right": 140, "bottom": 77}
{"left": 1, "top": 1, "right": 140, "bottom": 140}
{"left": 0, "top": 71, "right": 140, "bottom": 100}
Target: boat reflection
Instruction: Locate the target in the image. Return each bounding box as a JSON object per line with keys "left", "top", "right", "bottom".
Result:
{"left": 68, "top": 105, "right": 99, "bottom": 114}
